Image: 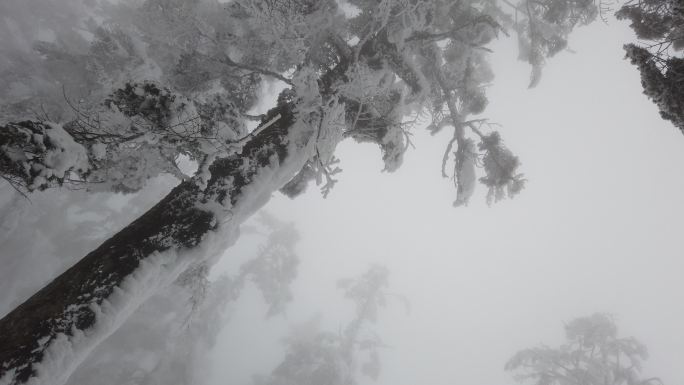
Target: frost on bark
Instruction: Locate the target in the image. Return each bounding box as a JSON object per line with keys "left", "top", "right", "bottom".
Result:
{"left": 62, "top": 212, "right": 300, "bottom": 385}
{"left": 0, "top": 0, "right": 600, "bottom": 382}
{"left": 0, "top": 22, "right": 415, "bottom": 378}
{"left": 0, "top": 47, "right": 405, "bottom": 382}
{"left": 0, "top": 98, "right": 310, "bottom": 384}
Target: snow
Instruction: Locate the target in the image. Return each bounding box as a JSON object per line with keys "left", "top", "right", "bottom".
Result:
{"left": 89, "top": 143, "right": 107, "bottom": 161}
{"left": 453, "top": 138, "right": 477, "bottom": 207}
{"left": 226, "top": 119, "right": 318, "bottom": 227}
{"left": 379, "top": 123, "right": 405, "bottom": 172}
{"left": 195, "top": 153, "right": 218, "bottom": 191}
{"left": 1, "top": 64, "right": 331, "bottom": 385}
{"left": 42, "top": 123, "right": 89, "bottom": 179}
{"left": 28, "top": 123, "right": 90, "bottom": 190}
{"left": 17, "top": 230, "right": 233, "bottom": 385}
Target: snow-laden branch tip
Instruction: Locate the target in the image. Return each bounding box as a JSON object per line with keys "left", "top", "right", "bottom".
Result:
{"left": 235, "top": 114, "right": 282, "bottom": 146}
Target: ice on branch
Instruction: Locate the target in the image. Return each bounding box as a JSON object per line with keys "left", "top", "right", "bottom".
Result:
{"left": 453, "top": 138, "right": 478, "bottom": 207}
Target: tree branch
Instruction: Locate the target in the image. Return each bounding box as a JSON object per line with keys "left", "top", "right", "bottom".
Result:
{"left": 216, "top": 54, "right": 293, "bottom": 86}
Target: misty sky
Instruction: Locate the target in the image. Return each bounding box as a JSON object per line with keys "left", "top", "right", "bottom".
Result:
{"left": 207, "top": 19, "right": 684, "bottom": 385}
{"left": 0, "top": 4, "right": 682, "bottom": 385}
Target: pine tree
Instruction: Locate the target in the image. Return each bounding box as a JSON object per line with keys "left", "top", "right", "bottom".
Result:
{"left": 617, "top": 0, "right": 684, "bottom": 132}
{"left": 0, "top": 0, "right": 596, "bottom": 383}
{"left": 506, "top": 314, "right": 662, "bottom": 385}
{"left": 253, "top": 265, "right": 395, "bottom": 385}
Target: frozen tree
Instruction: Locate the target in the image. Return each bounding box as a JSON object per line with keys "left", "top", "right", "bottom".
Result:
{"left": 235, "top": 212, "right": 301, "bottom": 316}
{"left": 253, "top": 265, "right": 396, "bottom": 385}
{"left": 0, "top": 0, "right": 291, "bottom": 194}
{"left": 0, "top": 84, "right": 247, "bottom": 193}
{"left": 617, "top": 0, "right": 684, "bottom": 132}
{"left": 0, "top": 185, "right": 159, "bottom": 315}
{"left": 506, "top": 313, "right": 662, "bottom": 385}
{"left": 0, "top": 0, "right": 597, "bottom": 383}
{"left": 499, "top": 0, "right": 598, "bottom": 87}
{"left": 66, "top": 211, "right": 300, "bottom": 385}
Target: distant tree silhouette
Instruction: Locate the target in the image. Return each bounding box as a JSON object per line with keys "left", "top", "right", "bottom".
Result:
{"left": 254, "top": 265, "right": 399, "bottom": 385}
{"left": 506, "top": 314, "right": 662, "bottom": 385}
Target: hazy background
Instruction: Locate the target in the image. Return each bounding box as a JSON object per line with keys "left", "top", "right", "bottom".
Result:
{"left": 206, "top": 19, "right": 684, "bottom": 385}
{"left": 0, "top": 7, "right": 682, "bottom": 385}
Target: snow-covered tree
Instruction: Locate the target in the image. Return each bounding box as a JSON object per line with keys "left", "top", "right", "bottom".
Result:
{"left": 506, "top": 313, "right": 662, "bottom": 385}
{"left": 0, "top": 0, "right": 293, "bottom": 194}
{"left": 617, "top": 0, "right": 684, "bottom": 132}
{"left": 0, "top": 0, "right": 597, "bottom": 383}
{"left": 501, "top": 0, "right": 598, "bottom": 87}
{"left": 253, "top": 265, "right": 396, "bottom": 385}
{"left": 65, "top": 211, "right": 300, "bottom": 385}
{"left": 0, "top": 84, "right": 247, "bottom": 193}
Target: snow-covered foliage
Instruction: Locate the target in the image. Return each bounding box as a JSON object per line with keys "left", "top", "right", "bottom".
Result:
{"left": 0, "top": 0, "right": 609, "bottom": 382}
{"left": 0, "top": 0, "right": 598, "bottom": 200}
{"left": 0, "top": 0, "right": 286, "bottom": 193}
{"left": 617, "top": 0, "right": 684, "bottom": 48}
{"left": 506, "top": 314, "right": 658, "bottom": 385}
{"left": 618, "top": 0, "right": 684, "bottom": 133}
{"left": 505, "top": 0, "right": 598, "bottom": 87}
{"left": 477, "top": 132, "right": 526, "bottom": 205}
{"left": 344, "top": 0, "right": 524, "bottom": 205}
{"left": 88, "top": 82, "right": 246, "bottom": 192}
{"left": 0, "top": 121, "right": 89, "bottom": 191}
{"left": 1, "top": 82, "right": 247, "bottom": 193}
{"left": 0, "top": 0, "right": 568, "bottom": 201}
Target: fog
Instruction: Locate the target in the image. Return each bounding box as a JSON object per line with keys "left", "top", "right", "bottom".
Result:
{"left": 207, "top": 21, "right": 684, "bottom": 385}
{"left": 1, "top": 2, "right": 683, "bottom": 385}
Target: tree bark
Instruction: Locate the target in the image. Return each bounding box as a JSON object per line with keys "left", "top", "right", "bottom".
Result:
{"left": 0, "top": 29, "right": 412, "bottom": 384}
{"left": 0, "top": 100, "right": 313, "bottom": 385}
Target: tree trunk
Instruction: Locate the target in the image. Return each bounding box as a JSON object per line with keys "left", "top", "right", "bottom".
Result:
{"left": 0, "top": 29, "right": 412, "bottom": 384}
{"left": 0, "top": 100, "right": 315, "bottom": 385}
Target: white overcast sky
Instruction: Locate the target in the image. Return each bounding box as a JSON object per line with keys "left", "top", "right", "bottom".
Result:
{"left": 1, "top": 6, "right": 681, "bottom": 385}
{"left": 209, "top": 18, "right": 684, "bottom": 385}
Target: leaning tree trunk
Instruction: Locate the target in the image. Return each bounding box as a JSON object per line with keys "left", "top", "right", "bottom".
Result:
{"left": 0, "top": 26, "right": 416, "bottom": 384}
{"left": 0, "top": 98, "right": 318, "bottom": 385}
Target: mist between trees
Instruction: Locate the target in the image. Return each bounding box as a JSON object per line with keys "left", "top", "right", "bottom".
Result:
{"left": 0, "top": 0, "right": 682, "bottom": 384}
